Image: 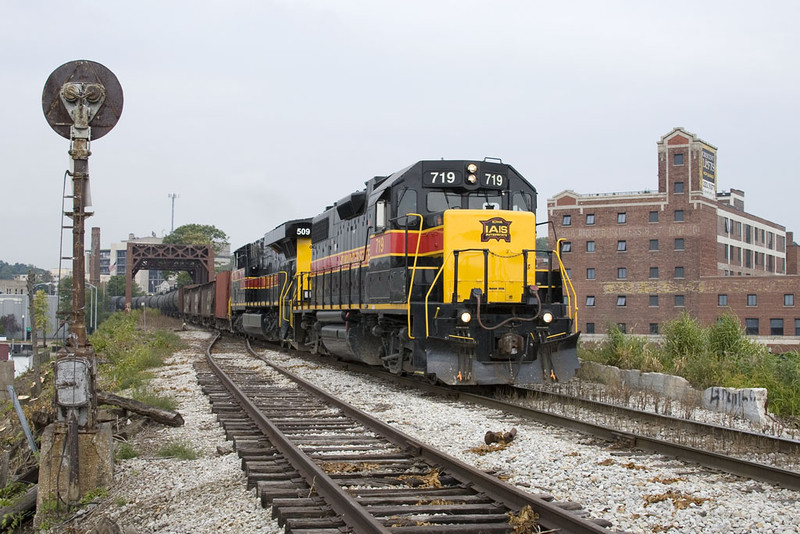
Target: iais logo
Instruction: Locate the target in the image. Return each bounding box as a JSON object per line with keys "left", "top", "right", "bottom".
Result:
{"left": 480, "top": 217, "right": 512, "bottom": 243}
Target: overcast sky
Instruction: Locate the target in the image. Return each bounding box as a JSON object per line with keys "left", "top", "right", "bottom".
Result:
{"left": 2, "top": 1, "right": 798, "bottom": 269}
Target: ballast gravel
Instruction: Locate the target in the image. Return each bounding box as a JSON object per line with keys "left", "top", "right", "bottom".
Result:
{"left": 67, "top": 330, "right": 799, "bottom": 534}
{"left": 62, "top": 330, "right": 282, "bottom": 534}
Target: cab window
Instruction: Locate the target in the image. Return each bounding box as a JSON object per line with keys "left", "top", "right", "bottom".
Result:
{"left": 512, "top": 192, "right": 532, "bottom": 212}
{"left": 427, "top": 191, "right": 462, "bottom": 212}
{"left": 468, "top": 192, "right": 502, "bottom": 210}
{"left": 396, "top": 188, "right": 418, "bottom": 226}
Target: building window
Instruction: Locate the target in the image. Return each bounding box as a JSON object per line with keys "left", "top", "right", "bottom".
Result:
{"left": 586, "top": 241, "right": 595, "bottom": 253}
{"left": 650, "top": 239, "right": 660, "bottom": 252}
{"left": 649, "top": 267, "right": 659, "bottom": 279}
{"left": 674, "top": 266, "right": 685, "bottom": 279}
{"left": 649, "top": 211, "right": 658, "bottom": 223}
{"left": 586, "top": 322, "right": 595, "bottom": 334}
{"left": 770, "top": 318, "right": 784, "bottom": 336}
{"left": 745, "top": 224, "right": 752, "bottom": 244}
{"left": 747, "top": 294, "right": 757, "bottom": 307}
{"left": 723, "top": 218, "right": 730, "bottom": 234}
{"left": 675, "top": 295, "right": 685, "bottom": 307}
{"left": 562, "top": 214, "right": 572, "bottom": 226}
{"left": 586, "top": 213, "right": 595, "bottom": 225}
{"left": 586, "top": 268, "right": 596, "bottom": 280}
{"left": 649, "top": 323, "right": 659, "bottom": 335}
{"left": 649, "top": 294, "right": 659, "bottom": 307}
{"left": 675, "top": 238, "right": 685, "bottom": 250}
{"left": 674, "top": 153, "right": 684, "bottom": 166}
{"left": 617, "top": 267, "right": 627, "bottom": 279}
{"left": 796, "top": 319, "right": 800, "bottom": 336}
{"left": 565, "top": 268, "right": 571, "bottom": 278}
{"left": 674, "top": 210, "right": 684, "bottom": 222}
{"left": 745, "top": 318, "right": 759, "bottom": 335}
{"left": 745, "top": 249, "right": 752, "bottom": 268}
{"left": 586, "top": 295, "right": 595, "bottom": 307}
{"left": 674, "top": 181, "right": 685, "bottom": 193}
{"left": 617, "top": 323, "right": 627, "bottom": 333}
{"left": 617, "top": 240, "right": 627, "bottom": 252}
{"left": 561, "top": 241, "right": 572, "bottom": 253}
{"left": 617, "top": 295, "right": 627, "bottom": 306}
{"left": 617, "top": 212, "right": 627, "bottom": 224}
{"left": 785, "top": 294, "right": 795, "bottom": 307}
{"left": 718, "top": 294, "right": 728, "bottom": 306}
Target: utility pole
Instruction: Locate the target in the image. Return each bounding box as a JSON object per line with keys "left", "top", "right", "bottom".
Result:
{"left": 168, "top": 193, "right": 179, "bottom": 233}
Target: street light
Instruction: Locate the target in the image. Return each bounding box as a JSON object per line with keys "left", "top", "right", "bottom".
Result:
{"left": 21, "top": 314, "right": 25, "bottom": 341}
{"left": 141, "top": 302, "right": 146, "bottom": 330}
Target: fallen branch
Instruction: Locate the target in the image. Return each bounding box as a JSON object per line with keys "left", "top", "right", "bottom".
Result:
{"left": 0, "top": 485, "right": 36, "bottom": 529}
{"left": 97, "top": 391, "right": 184, "bottom": 427}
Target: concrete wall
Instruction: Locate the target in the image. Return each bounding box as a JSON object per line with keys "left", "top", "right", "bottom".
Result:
{"left": 577, "top": 360, "right": 770, "bottom": 425}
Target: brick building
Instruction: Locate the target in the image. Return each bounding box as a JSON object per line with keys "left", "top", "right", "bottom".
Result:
{"left": 547, "top": 127, "right": 799, "bottom": 343}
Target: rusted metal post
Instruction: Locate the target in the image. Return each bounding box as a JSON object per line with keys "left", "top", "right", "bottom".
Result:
{"left": 69, "top": 132, "right": 91, "bottom": 352}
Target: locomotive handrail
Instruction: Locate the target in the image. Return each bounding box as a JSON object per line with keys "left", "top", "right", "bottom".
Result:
{"left": 277, "top": 270, "right": 291, "bottom": 326}
{"left": 424, "top": 251, "right": 454, "bottom": 338}
{"left": 405, "top": 213, "right": 424, "bottom": 340}
{"left": 554, "top": 239, "right": 579, "bottom": 333}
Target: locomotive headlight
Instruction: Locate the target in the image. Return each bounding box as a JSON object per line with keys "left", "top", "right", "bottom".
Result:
{"left": 466, "top": 163, "right": 478, "bottom": 173}
{"left": 467, "top": 174, "right": 478, "bottom": 184}
{"left": 541, "top": 311, "right": 554, "bottom": 324}
{"left": 460, "top": 311, "right": 472, "bottom": 324}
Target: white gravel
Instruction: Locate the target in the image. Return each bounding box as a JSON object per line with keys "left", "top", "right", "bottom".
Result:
{"left": 63, "top": 330, "right": 800, "bottom": 534}
{"left": 61, "top": 330, "right": 282, "bottom": 534}
{"left": 260, "top": 348, "right": 800, "bottom": 534}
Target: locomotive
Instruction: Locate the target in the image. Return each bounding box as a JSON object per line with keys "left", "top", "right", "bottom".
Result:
{"left": 154, "top": 159, "right": 580, "bottom": 385}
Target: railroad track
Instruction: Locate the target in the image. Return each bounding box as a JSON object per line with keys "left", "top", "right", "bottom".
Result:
{"left": 248, "top": 340, "right": 800, "bottom": 492}
{"left": 198, "top": 334, "right": 616, "bottom": 534}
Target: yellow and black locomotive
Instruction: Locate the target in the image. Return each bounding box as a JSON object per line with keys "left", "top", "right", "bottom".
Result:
{"left": 227, "top": 159, "right": 580, "bottom": 385}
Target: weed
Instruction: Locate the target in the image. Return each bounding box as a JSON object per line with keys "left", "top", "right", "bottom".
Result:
{"left": 115, "top": 441, "right": 139, "bottom": 460}
{"left": 157, "top": 439, "right": 198, "bottom": 460}
{"left": 79, "top": 487, "right": 108, "bottom": 505}
{"left": 130, "top": 387, "right": 178, "bottom": 411}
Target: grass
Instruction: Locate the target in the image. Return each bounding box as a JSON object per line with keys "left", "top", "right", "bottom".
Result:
{"left": 580, "top": 313, "right": 800, "bottom": 417}
{"left": 130, "top": 387, "right": 179, "bottom": 411}
{"left": 90, "top": 311, "right": 184, "bottom": 392}
{"left": 115, "top": 441, "right": 139, "bottom": 460}
{"left": 157, "top": 439, "right": 198, "bottom": 460}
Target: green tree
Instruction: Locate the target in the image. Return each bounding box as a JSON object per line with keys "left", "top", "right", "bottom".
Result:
{"left": 34, "top": 290, "right": 51, "bottom": 344}
{"left": 0, "top": 261, "right": 51, "bottom": 281}
{"left": 163, "top": 224, "right": 228, "bottom": 255}
{"left": 105, "top": 275, "right": 144, "bottom": 298}
{"left": 0, "top": 314, "right": 19, "bottom": 337}
{"left": 162, "top": 223, "right": 229, "bottom": 287}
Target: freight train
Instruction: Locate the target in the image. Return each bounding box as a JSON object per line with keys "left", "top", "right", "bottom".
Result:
{"left": 139, "top": 159, "right": 581, "bottom": 385}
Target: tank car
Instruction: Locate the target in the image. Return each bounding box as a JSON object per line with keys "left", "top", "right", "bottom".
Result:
{"left": 222, "top": 159, "right": 580, "bottom": 385}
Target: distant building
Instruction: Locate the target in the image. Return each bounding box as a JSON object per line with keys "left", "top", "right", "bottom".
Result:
{"left": 0, "top": 279, "right": 26, "bottom": 295}
{"left": 548, "top": 127, "right": 799, "bottom": 347}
